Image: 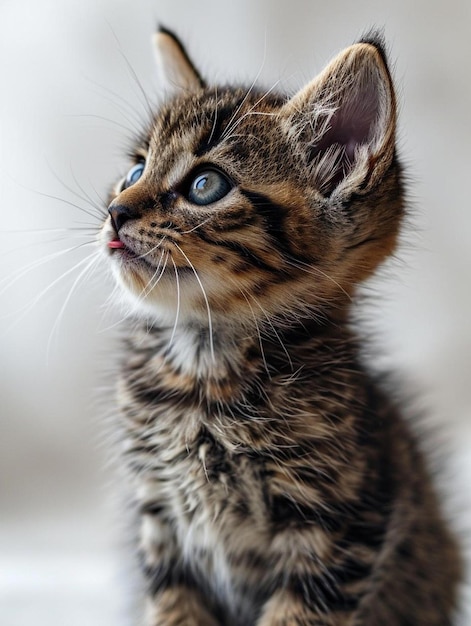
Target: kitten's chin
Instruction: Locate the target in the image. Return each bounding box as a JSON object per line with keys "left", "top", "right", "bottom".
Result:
{"left": 110, "top": 263, "right": 209, "bottom": 327}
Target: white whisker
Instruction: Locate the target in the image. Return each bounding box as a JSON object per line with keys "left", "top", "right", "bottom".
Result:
{"left": 168, "top": 256, "right": 181, "bottom": 348}
{"left": 2, "top": 226, "right": 97, "bottom": 235}
{"left": 181, "top": 216, "right": 214, "bottom": 234}
{"left": 135, "top": 249, "right": 168, "bottom": 303}
{"left": 144, "top": 250, "right": 169, "bottom": 295}
{"left": 222, "top": 80, "right": 281, "bottom": 143}
{"left": 230, "top": 282, "right": 271, "bottom": 380}
{"left": 221, "top": 33, "right": 268, "bottom": 142}
{"left": 2, "top": 248, "right": 99, "bottom": 334}
{"left": 0, "top": 232, "right": 96, "bottom": 260}
{"left": 248, "top": 292, "right": 294, "bottom": 371}
{"left": 136, "top": 236, "right": 166, "bottom": 260}
{"left": 68, "top": 113, "right": 138, "bottom": 140}
{"left": 68, "top": 165, "right": 108, "bottom": 217}
{"left": 81, "top": 76, "right": 148, "bottom": 135}
{"left": 173, "top": 243, "right": 214, "bottom": 362}
{"left": 107, "top": 22, "right": 154, "bottom": 122}
{"left": 286, "top": 256, "right": 353, "bottom": 303}
{"left": 47, "top": 252, "right": 100, "bottom": 356}
{"left": 0, "top": 241, "right": 96, "bottom": 296}
{"left": 206, "top": 86, "right": 219, "bottom": 147}
{"left": 45, "top": 162, "right": 107, "bottom": 219}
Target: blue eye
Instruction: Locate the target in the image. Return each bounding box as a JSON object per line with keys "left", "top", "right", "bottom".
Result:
{"left": 187, "top": 169, "right": 232, "bottom": 206}
{"left": 123, "top": 162, "right": 145, "bottom": 190}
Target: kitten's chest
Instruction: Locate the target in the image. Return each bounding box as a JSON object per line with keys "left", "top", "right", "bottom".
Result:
{"left": 133, "top": 403, "right": 268, "bottom": 622}
{"left": 134, "top": 403, "right": 265, "bottom": 527}
{"left": 122, "top": 355, "right": 267, "bottom": 525}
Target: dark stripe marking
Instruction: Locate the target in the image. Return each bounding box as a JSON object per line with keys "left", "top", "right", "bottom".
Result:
{"left": 140, "top": 552, "right": 198, "bottom": 596}
{"left": 197, "top": 231, "right": 284, "bottom": 274}
{"left": 288, "top": 571, "right": 361, "bottom": 613}
{"left": 194, "top": 105, "right": 238, "bottom": 156}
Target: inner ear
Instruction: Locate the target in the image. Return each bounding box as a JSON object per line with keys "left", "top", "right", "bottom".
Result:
{"left": 154, "top": 27, "right": 206, "bottom": 93}
{"left": 282, "top": 41, "right": 396, "bottom": 196}
{"left": 312, "top": 80, "right": 384, "bottom": 191}
{"left": 316, "top": 82, "right": 381, "bottom": 161}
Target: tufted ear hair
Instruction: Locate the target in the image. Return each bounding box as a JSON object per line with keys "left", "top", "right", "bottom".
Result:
{"left": 153, "top": 26, "right": 206, "bottom": 92}
{"left": 280, "top": 37, "right": 396, "bottom": 197}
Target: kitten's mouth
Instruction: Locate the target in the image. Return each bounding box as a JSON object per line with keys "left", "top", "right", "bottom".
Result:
{"left": 106, "top": 234, "right": 188, "bottom": 275}
{"left": 107, "top": 235, "right": 144, "bottom": 264}
{"left": 107, "top": 234, "right": 137, "bottom": 258}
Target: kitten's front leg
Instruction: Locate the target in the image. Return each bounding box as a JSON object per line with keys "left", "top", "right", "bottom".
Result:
{"left": 140, "top": 510, "right": 220, "bottom": 626}
{"left": 145, "top": 588, "right": 220, "bottom": 626}
{"left": 256, "top": 589, "right": 356, "bottom": 626}
{"left": 254, "top": 525, "right": 364, "bottom": 626}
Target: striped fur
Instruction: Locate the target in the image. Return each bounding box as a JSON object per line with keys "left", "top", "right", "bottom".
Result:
{"left": 100, "top": 30, "right": 462, "bottom": 625}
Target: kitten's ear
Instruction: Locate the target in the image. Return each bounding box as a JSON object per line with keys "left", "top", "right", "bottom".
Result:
{"left": 281, "top": 38, "right": 396, "bottom": 196}
{"left": 153, "top": 27, "right": 206, "bottom": 92}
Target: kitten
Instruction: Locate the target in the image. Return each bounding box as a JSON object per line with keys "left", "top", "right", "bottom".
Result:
{"left": 100, "top": 28, "right": 462, "bottom": 625}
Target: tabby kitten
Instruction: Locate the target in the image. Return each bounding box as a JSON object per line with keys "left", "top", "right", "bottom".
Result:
{"left": 100, "top": 28, "right": 462, "bottom": 625}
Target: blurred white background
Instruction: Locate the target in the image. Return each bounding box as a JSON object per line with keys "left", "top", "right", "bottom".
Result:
{"left": 1, "top": 0, "right": 470, "bottom": 624}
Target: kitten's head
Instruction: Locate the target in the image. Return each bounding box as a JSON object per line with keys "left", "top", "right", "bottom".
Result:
{"left": 101, "top": 29, "right": 403, "bottom": 328}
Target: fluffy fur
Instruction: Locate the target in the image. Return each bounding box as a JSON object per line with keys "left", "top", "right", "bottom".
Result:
{"left": 100, "top": 29, "right": 462, "bottom": 625}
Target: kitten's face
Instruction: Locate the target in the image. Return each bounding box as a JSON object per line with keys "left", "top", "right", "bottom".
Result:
{"left": 101, "top": 31, "right": 403, "bottom": 328}
{"left": 101, "top": 87, "right": 328, "bottom": 326}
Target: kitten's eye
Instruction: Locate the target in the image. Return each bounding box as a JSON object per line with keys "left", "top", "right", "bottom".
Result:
{"left": 122, "top": 162, "right": 145, "bottom": 190}
{"left": 187, "top": 169, "right": 232, "bottom": 205}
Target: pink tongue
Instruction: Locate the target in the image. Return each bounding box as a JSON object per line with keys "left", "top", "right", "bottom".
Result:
{"left": 108, "top": 240, "right": 125, "bottom": 249}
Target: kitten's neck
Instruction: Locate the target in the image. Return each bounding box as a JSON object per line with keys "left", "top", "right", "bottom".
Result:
{"left": 125, "top": 313, "right": 356, "bottom": 403}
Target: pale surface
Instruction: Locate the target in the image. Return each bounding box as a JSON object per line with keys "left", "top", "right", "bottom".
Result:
{"left": 0, "top": 0, "right": 470, "bottom": 624}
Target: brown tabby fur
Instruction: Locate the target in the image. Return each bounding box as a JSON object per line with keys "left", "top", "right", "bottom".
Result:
{"left": 100, "top": 29, "right": 462, "bottom": 625}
